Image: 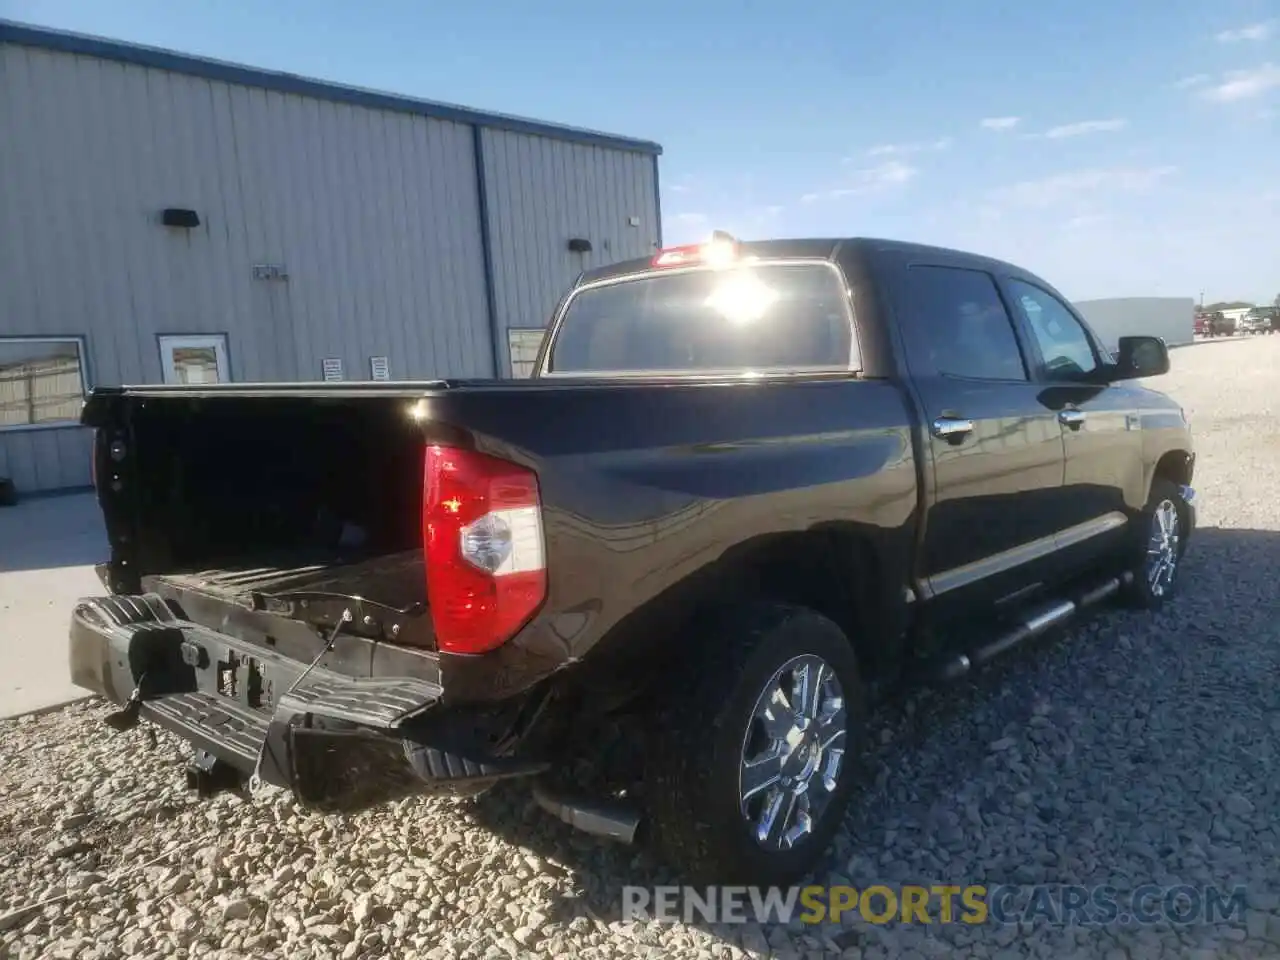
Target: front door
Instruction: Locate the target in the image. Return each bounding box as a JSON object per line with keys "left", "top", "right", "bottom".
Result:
{"left": 159, "top": 335, "right": 230, "bottom": 385}
{"left": 1003, "top": 279, "right": 1144, "bottom": 570}
{"left": 892, "top": 262, "right": 1067, "bottom": 610}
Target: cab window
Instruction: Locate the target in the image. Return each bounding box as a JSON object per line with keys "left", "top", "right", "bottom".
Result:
{"left": 1007, "top": 279, "right": 1099, "bottom": 381}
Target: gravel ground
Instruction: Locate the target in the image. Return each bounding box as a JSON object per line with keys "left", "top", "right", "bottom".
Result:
{"left": 3, "top": 336, "right": 1279, "bottom": 960}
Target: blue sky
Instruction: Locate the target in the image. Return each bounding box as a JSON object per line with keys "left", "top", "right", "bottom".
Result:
{"left": 4, "top": 0, "right": 1278, "bottom": 303}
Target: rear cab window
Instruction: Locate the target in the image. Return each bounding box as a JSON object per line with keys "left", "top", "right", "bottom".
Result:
{"left": 544, "top": 258, "right": 856, "bottom": 376}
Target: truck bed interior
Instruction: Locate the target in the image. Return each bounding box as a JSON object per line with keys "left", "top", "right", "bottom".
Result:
{"left": 118, "top": 395, "right": 430, "bottom": 611}
{"left": 142, "top": 550, "right": 428, "bottom": 609}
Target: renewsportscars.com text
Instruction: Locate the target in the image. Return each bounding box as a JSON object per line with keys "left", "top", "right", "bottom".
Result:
{"left": 622, "top": 884, "right": 1249, "bottom": 927}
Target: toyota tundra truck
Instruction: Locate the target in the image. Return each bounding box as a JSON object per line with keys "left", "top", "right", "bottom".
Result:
{"left": 70, "top": 236, "right": 1196, "bottom": 885}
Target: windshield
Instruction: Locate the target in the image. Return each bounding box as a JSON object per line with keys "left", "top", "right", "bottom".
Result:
{"left": 545, "top": 261, "right": 855, "bottom": 375}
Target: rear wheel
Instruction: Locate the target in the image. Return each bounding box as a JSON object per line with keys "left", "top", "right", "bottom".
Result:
{"left": 645, "top": 602, "right": 865, "bottom": 885}
{"left": 1122, "top": 478, "right": 1188, "bottom": 610}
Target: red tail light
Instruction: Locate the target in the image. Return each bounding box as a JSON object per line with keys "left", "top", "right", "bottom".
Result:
{"left": 423, "top": 445, "right": 547, "bottom": 655}
{"left": 651, "top": 236, "right": 739, "bottom": 269}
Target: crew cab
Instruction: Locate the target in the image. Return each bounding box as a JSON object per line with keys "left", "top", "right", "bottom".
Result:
{"left": 70, "top": 236, "right": 1196, "bottom": 885}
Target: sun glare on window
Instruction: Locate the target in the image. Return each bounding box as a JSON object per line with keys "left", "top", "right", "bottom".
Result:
{"left": 703, "top": 270, "right": 780, "bottom": 324}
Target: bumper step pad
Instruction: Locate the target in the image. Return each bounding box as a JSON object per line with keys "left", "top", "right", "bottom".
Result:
{"left": 142, "top": 691, "right": 268, "bottom": 769}
{"left": 72, "top": 593, "right": 546, "bottom": 806}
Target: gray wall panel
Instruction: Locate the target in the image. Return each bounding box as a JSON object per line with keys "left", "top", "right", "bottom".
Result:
{"left": 1, "top": 43, "right": 494, "bottom": 491}
{"left": 0, "top": 38, "right": 662, "bottom": 492}
{"left": 480, "top": 129, "right": 660, "bottom": 371}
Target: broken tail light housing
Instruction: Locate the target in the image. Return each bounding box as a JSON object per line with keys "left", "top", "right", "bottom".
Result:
{"left": 423, "top": 445, "right": 547, "bottom": 655}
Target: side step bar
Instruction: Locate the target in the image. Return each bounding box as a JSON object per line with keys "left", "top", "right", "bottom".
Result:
{"left": 929, "top": 573, "right": 1129, "bottom": 682}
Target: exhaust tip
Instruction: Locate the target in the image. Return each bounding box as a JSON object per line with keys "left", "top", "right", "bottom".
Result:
{"left": 531, "top": 780, "right": 643, "bottom": 844}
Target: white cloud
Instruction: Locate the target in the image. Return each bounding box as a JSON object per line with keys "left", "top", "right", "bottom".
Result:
{"left": 1174, "top": 74, "right": 1210, "bottom": 90}
{"left": 671, "top": 212, "right": 707, "bottom": 226}
{"left": 666, "top": 173, "right": 696, "bottom": 194}
{"left": 1201, "top": 63, "right": 1280, "bottom": 102}
{"left": 1042, "top": 118, "right": 1128, "bottom": 139}
{"left": 991, "top": 166, "right": 1177, "bottom": 208}
{"left": 853, "top": 159, "right": 918, "bottom": 189}
{"left": 980, "top": 116, "right": 1020, "bottom": 131}
{"left": 859, "top": 138, "right": 951, "bottom": 159}
{"left": 803, "top": 160, "right": 918, "bottom": 203}
{"left": 1216, "top": 21, "right": 1273, "bottom": 42}
{"left": 1065, "top": 213, "right": 1109, "bottom": 229}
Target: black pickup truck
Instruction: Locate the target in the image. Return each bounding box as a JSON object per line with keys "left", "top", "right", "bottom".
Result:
{"left": 71, "top": 236, "right": 1196, "bottom": 885}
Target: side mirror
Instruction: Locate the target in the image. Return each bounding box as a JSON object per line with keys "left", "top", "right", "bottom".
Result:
{"left": 1114, "top": 335, "right": 1170, "bottom": 380}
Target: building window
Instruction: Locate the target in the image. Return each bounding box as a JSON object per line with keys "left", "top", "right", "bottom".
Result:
{"left": 0, "top": 337, "right": 89, "bottom": 430}
{"left": 507, "top": 328, "right": 546, "bottom": 379}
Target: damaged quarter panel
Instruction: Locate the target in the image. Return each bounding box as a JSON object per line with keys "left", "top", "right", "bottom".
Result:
{"left": 424, "top": 376, "right": 920, "bottom": 702}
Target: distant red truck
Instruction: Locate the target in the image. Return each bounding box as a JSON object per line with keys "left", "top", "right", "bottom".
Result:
{"left": 1195, "top": 311, "right": 1235, "bottom": 338}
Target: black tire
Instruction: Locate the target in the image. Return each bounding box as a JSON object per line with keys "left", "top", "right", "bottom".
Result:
{"left": 1121, "top": 478, "right": 1189, "bottom": 610}
{"left": 645, "top": 602, "right": 865, "bottom": 886}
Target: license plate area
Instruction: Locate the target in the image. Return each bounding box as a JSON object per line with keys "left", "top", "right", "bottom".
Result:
{"left": 214, "top": 651, "right": 272, "bottom": 710}
{"left": 178, "top": 633, "right": 280, "bottom": 713}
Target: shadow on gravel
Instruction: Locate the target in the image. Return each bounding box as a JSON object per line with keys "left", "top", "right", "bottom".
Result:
{"left": 465, "top": 526, "right": 1279, "bottom": 947}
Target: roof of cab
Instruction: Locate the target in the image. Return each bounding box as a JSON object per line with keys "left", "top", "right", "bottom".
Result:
{"left": 577, "top": 236, "right": 1029, "bottom": 287}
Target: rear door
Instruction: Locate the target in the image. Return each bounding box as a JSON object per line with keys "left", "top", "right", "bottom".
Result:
{"left": 891, "top": 261, "right": 1067, "bottom": 610}
{"left": 1001, "top": 278, "right": 1145, "bottom": 571}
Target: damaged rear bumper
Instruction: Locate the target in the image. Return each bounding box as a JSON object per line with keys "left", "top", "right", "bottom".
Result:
{"left": 69, "top": 594, "right": 547, "bottom": 804}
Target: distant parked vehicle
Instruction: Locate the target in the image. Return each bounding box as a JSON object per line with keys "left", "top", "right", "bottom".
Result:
{"left": 1196, "top": 311, "right": 1235, "bottom": 338}
{"left": 1239, "top": 307, "right": 1277, "bottom": 335}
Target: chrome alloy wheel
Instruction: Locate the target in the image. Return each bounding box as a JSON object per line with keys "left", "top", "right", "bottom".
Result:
{"left": 739, "top": 654, "right": 847, "bottom": 851}
{"left": 1146, "top": 499, "right": 1181, "bottom": 598}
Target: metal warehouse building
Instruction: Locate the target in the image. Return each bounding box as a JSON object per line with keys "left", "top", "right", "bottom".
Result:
{"left": 0, "top": 20, "right": 662, "bottom": 495}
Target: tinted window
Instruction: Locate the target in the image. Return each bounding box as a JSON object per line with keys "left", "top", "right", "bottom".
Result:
{"left": 1007, "top": 280, "right": 1099, "bottom": 380}
{"left": 547, "top": 263, "right": 853, "bottom": 374}
{"left": 906, "top": 266, "right": 1027, "bottom": 381}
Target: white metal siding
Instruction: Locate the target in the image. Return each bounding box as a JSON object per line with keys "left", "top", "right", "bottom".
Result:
{"left": 0, "top": 37, "right": 661, "bottom": 493}
{"left": 480, "top": 128, "right": 660, "bottom": 366}
{"left": 0, "top": 44, "right": 492, "bottom": 491}
{"left": 1073, "top": 297, "right": 1196, "bottom": 351}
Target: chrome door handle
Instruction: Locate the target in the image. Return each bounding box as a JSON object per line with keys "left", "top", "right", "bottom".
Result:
{"left": 1058, "top": 409, "right": 1086, "bottom": 430}
{"left": 932, "top": 416, "right": 975, "bottom": 441}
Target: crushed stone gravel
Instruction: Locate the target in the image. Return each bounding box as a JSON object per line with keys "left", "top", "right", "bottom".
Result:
{"left": 2, "top": 335, "right": 1278, "bottom": 959}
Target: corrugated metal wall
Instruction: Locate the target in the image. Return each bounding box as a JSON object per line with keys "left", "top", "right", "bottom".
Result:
{"left": 0, "top": 37, "right": 660, "bottom": 493}
{"left": 480, "top": 129, "right": 661, "bottom": 341}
